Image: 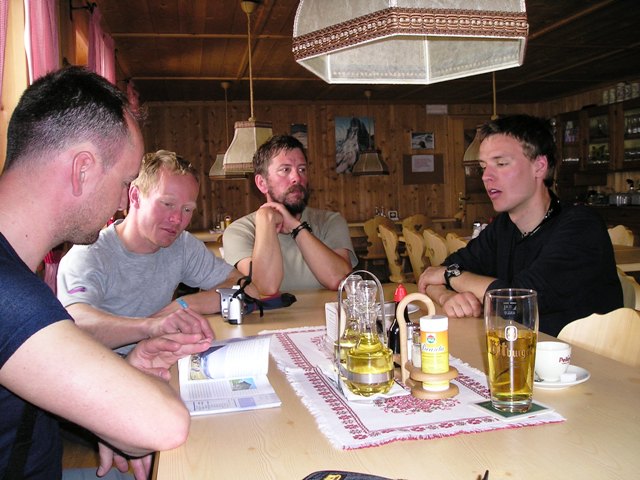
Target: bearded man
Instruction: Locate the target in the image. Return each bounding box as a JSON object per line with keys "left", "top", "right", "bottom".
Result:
{"left": 223, "top": 135, "right": 357, "bottom": 295}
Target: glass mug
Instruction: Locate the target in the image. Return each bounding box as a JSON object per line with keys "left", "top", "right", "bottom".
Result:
{"left": 484, "top": 289, "right": 539, "bottom": 413}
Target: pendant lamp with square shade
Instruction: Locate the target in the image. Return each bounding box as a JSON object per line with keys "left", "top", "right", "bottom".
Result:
{"left": 209, "top": 81, "right": 246, "bottom": 179}
{"left": 293, "top": 0, "right": 528, "bottom": 85}
{"left": 222, "top": 0, "right": 273, "bottom": 176}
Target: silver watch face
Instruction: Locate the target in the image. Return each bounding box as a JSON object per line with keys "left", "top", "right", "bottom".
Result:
{"left": 447, "top": 264, "right": 461, "bottom": 276}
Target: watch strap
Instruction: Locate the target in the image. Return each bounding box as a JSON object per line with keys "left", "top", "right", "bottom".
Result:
{"left": 444, "top": 264, "right": 462, "bottom": 291}
{"left": 291, "top": 221, "right": 312, "bottom": 239}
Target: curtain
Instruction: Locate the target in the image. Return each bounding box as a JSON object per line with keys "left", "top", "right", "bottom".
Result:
{"left": 24, "top": 0, "right": 58, "bottom": 84}
{"left": 0, "top": 0, "right": 8, "bottom": 96}
{"left": 88, "top": 7, "right": 115, "bottom": 83}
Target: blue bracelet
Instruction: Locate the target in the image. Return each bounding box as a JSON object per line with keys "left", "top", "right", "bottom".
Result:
{"left": 176, "top": 297, "right": 188, "bottom": 309}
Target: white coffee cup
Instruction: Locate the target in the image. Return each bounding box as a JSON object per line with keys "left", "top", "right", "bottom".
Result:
{"left": 535, "top": 341, "right": 572, "bottom": 382}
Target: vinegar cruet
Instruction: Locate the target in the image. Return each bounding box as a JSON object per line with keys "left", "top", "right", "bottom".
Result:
{"left": 335, "top": 274, "right": 362, "bottom": 364}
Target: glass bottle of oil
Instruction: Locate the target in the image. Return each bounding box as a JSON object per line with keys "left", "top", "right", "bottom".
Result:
{"left": 344, "top": 279, "right": 394, "bottom": 396}
{"left": 335, "top": 274, "right": 362, "bottom": 364}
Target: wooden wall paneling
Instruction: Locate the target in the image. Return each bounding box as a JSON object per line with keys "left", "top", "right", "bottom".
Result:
{"left": 372, "top": 101, "right": 395, "bottom": 217}
{"left": 142, "top": 104, "right": 210, "bottom": 229}
{"left": 196, "top": 105, "right": 214, "bottom": 230}
{"left": 447, "top": 116, "right": 470, "bottom": 225}
{"left": 140, "top": 96, "right": 610, "bottom": 232}
{"left": 316, "top": 105, "right": 346, "bottom": 215}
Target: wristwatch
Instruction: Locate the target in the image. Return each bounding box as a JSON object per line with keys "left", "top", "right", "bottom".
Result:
{"left": 444, "top": 263, "right": 463, "bottom": 291}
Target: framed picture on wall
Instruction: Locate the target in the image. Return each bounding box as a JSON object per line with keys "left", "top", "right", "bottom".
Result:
{"left": 290, "top": 123, "right": 308, "bottom": 149}
{"left": 335, "top": 116, "right": 374, "bottom": 173}
{"left": 411, "top": 131, "right": 434, "bottom": 150}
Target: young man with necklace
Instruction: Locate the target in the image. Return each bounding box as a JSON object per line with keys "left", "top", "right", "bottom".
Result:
{"left": 418, "top": 114, "right": 622, "bottom": 336}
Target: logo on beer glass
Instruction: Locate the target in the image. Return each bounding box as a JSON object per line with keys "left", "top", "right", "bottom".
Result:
{"left": 505, "top": 325, "right": 518, "bottom": 341}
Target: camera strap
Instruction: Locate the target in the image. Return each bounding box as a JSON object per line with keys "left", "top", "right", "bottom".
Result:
{"left": 233, "top": 262, "right": 297, "bottom": 317}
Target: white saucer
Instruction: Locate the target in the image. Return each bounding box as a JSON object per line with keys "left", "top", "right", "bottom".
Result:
{"left": 534, "top": 365, "right": 591, "bottom": 390}
{"left": 383, "top": 302, "right": 419, "bottom": 319}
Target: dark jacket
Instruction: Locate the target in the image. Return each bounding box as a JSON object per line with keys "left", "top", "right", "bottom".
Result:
{"left": 446, "top": 194, "right": 623, "bottom": 337}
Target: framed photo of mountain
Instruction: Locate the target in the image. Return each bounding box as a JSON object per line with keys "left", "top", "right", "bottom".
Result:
{"left": 335, "top": 116, "right": 374, "bottom": 174}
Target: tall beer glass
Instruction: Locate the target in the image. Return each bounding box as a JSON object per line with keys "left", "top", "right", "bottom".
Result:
{"left": 484, "top": 289, "right": 538, "bottom": 413}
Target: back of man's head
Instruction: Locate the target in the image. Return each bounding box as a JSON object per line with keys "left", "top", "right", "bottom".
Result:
{"left": 253, "top": 135, "right": 306, "bottom": 178}
{"left": 132, "top": 149, "right": 199, "bottom": 195}
{"left": 5, "top": 66, "right": 133, "bottom": 173}
{"left": 478, "top": 114, "right": 557, "bottom": 187}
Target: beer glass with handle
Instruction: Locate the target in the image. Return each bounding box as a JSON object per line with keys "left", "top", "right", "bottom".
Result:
{"left": 484, "top": 289, "right": 539, "bottom": 413}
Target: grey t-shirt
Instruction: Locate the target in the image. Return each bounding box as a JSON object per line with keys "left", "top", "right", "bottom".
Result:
{"left": 222, "top": 207, "right": 357, "bottom": 291}
{"left": 57, "top": 221, "right": 234, "bottom": 317}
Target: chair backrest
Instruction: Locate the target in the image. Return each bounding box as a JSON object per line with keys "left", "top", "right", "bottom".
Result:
{"left": 401, "top": 213, "right": 429, "bottom": 234}
{"left": 617, "top": 267, "right": 640, "bottom": 310}
{"left": 558, "top": 308, "right": 640, "bottom": 368}
{"left": 402, "top": 226, "right": 426, "bottom": 279}
{"left": 362, "top": 216, "right": 395, "bottom": 259}
{"left": 445, "top": 232, "right": 468, "bottom": 254}
{"left": 423, "top": 229, "right": 449, "bottom": 267}
{"left": 378, "top": 223, "right": 409, "bottom": 283}
{"left": 608, "top": 224, "right": 634, "bottom": 246}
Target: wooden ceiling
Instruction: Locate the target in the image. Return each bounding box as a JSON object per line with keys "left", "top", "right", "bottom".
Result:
{"left": 92, "top": 0, "right": 640, "bottom": 105}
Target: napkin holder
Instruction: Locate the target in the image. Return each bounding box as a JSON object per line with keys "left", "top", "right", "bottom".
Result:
{"left": 396, "top": 293, "right": 459, "bottom": 400}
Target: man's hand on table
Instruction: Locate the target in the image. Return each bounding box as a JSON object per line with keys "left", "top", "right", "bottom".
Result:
{"left": 440, "top": 291, "right": 483, "bottom": 318}
{"left": 417, "top": 265, "right": 447, "bottom": 292}
{"left": 127, "top": 331, "right": 211, "bottom": 381}
{"left": 99, "top": 332, "right": 210, "bottom": 478}
{"left": 98, "top": 442, "right": 151, "bottom": 480}
{"left": 148, "top": 305, "right": 215, "bottom": 342}
{"left": 418, "top": 266, "right": 483, "bottom": 319}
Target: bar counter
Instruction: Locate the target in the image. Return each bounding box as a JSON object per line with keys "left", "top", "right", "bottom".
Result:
{"left": 154, "top": 285, "right": 640, "bottom": 480}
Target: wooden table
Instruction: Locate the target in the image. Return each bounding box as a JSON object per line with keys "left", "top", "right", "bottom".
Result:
{"left": 614, "top": 244, "right": 640, "bottom": 272}
{"left": 154, "top": 286, "right": 640, "bottom": 480}
{"left": 189, "top": 230, "right": 223, "bottom": 243}
{"left": 189, "top": 230, "right": 224, "bottom": 257}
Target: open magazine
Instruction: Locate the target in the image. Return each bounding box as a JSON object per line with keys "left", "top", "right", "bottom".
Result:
{"left": 178, "top": 335, "right": 281, "bottom": 416}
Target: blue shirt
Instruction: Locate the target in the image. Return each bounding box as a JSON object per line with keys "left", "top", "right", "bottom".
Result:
{"left": 1, "top": 234, "right": 68, "bottom": 479}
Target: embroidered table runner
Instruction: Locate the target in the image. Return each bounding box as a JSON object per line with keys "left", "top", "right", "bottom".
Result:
{"left": 268, "top": 326, "right": 565, "bottom": 450}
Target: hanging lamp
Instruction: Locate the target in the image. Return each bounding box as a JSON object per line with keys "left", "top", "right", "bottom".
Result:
{"left": 463, "top": 72, "right": 499, "bottom": 164}
{"left": 210, "top": 81, "right": 245, "bottom": 179}
{"left": 292, "top": 1, "right": 528, "bottom": 85}
{"left": 352, "top": 90, "right": 389, "bottom": 176}
{"left": 222, "top": 0, "right": 273, "bottom": 175}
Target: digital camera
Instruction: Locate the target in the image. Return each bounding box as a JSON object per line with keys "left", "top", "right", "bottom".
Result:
{"left": 217, "top": 286, "right": 245, "bottom": 325}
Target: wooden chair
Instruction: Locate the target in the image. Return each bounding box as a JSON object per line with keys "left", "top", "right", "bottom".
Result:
{"left": 617, "top": 267, "right": 640, "bottom": 310}
{"left": 608, "top": 225, "right": 634, "bottom": 246}
{"left": 206, "top": 241, "right": 224, "bottom": 258}
{"left": 558, "top": 308, "right": 640, "bottom": 368}
{"left": 379, "top": 223, "right": 412, "bottom": 283}
{"left": 422, "top": 229, "right": 449, "bottom": 267}
{"left": 401, "top": 213, "right": 429, "bottom": 234}
{"left": 360, "top": 216, "right": 396, "bottom": 279}
{"left": 402, "top": 226, "right": 427, "bottom": 280}
{"left": 445, "top": 232, "right": 468, "bottom": 254}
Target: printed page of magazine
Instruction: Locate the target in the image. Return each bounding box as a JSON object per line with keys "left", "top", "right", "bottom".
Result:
{"left": 178, "top": 335, "right": 281, "bottom": 416}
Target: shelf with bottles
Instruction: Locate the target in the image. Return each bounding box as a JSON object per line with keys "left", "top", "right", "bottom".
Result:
{"left": 623, "top": 106, "right": 640, "bottom": 167}
{"left": 585, "top": 106, "right": 613, "bottom": 170}
{"left": 557, "top": 112, "right": 582, "bottom": 168}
